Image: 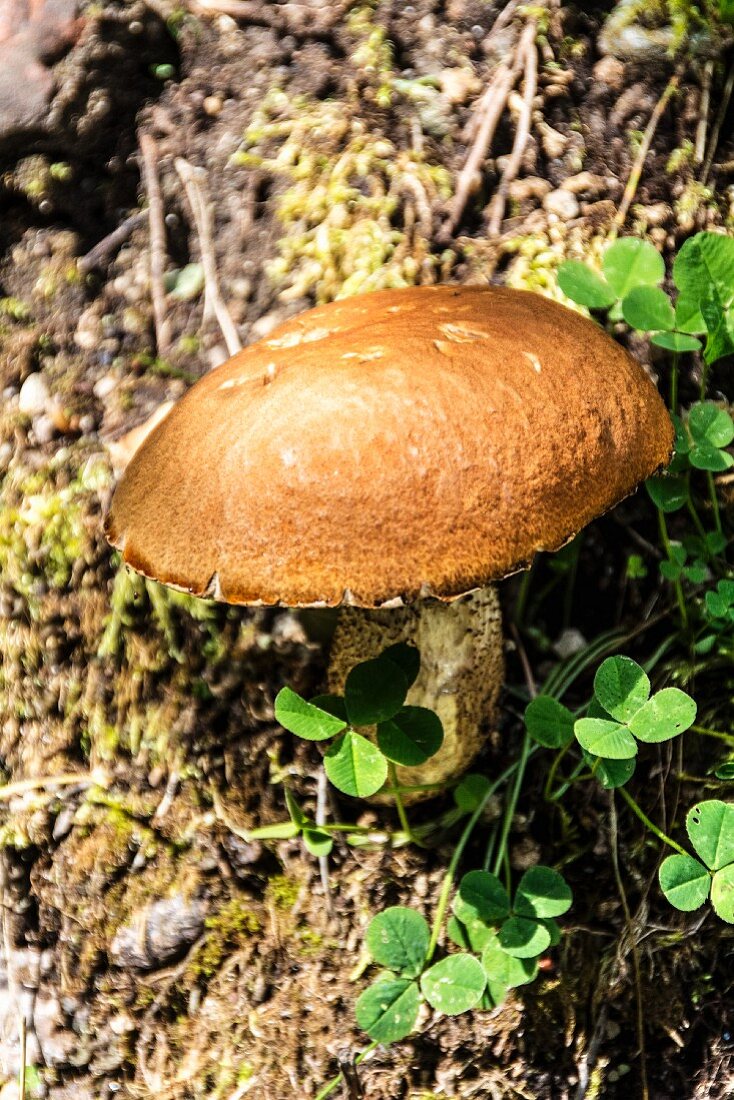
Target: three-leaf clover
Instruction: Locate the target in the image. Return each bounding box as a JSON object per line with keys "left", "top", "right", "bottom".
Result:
{"left": 659, "top": 801, "right": 734, "bottom": 922}
{"left": 574, "top": 657, "right": 696, "bottom": 762}
{"left": 274, "top": 644, "right": 444, "bottom": 800}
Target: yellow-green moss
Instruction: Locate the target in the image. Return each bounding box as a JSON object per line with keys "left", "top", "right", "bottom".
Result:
{"left": 234, "top": 88, "right": 452, "bottom": 303}
{"left": 187, "top": 897, "right": 261, "bottom": 980}
{"left": 266, "top": 873, "right": 301, "bottom": 911}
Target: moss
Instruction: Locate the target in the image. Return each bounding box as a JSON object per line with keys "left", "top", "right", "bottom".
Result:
{"left": 266, "top": 873, "right": 301, "bottom": 911}
{"left": 187, "top": 897, "right": 261, "bottom": 980}
{"left": 234, "top": 83, "right": 452, "bottom": 303}
{"left": 0, "top": 456, "right": 110, "bottom": 613}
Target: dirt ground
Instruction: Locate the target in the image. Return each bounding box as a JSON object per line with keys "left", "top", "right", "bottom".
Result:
{"left": 1, "top": 1, "right": 734, "bottom": 1098}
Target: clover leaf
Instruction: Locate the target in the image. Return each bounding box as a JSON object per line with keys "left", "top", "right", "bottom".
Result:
{"left": 324, "top": 730, "right": 388, "bottom": 797}
{"left": 420, "top": 954, "right": 487, "bottom": 1015}
{"left": 365, "top": 907, "right": 430, "bottom": 978}
{"left": 274, "top": 687, "right": 348, "bottom": 741}
{"left": 355, "top": 977, "right": 421, "bottom": 1043}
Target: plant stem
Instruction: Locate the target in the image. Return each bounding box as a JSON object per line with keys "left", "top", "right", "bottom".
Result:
{"left": 706, "top": 471, "right": 723, "bottom": 535}
{"left": 493, "top": 732, "right": 531, "bottom": 878}
{"left": 547, "top": 756, "right": 587, "bottom": 802}
{"left": 543, "top": 741, "right": 572, "bottom": 801}
{"left": 686, "top": 495, "right": 708, "bottom": 542}
{"left": 426, "top": 758, "right": 522, "bottom": 963}
{"left": 692, "top": 724, "right": 734, "bottom": 746}
{"left": 669, "top": 351, "right": 678, "bottom": 414}
{"left": 618, "top": 786, "right": 688, "bottom": 856}
{"left": 314, "top": 1041, "right": 379, "bottom": 1100}
{"left": 657, "top": 509, "right": 688, "bottom": 628}
{"left": 387, "top": 762, "right": 420, "bottom": 846}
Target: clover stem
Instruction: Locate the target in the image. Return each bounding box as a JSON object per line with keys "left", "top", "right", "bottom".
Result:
{"left": 425, "top": 756, "right": 525, "bottom": 964}
{"left": 492, "top": 732, "right": 532, "bottom": 879}
{"left": 692, "top": 724, "right": 734, "bottom": 746}
{"left": 387, "top": 762, "right": 420, "bottom": 845}
{"left": 657, "top": 509, "right": 688, "bottom": 628}
{"left": 543, "top": 742, "right": 573, "bottom": 801}
{"left": 685, "top": 495, "right": 708, "bottom": 542}
{"left": 314, "top": 1041, "right": 379, "bottom": 1100}
{"left": 618, "top": 786, "right": 688, "bottom": 856}
{"left": 547, "top": 756, "right": 587, "bottom": 802}
{"left": 669, "top": 351, "right": 679, "bottom": 413}
{"left": 706, "top": 471, "right": 723, "bottom": 535}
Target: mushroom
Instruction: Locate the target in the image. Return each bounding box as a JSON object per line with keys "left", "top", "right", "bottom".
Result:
{"left": 104, "top": 286, "right": 673, "bottom": 800}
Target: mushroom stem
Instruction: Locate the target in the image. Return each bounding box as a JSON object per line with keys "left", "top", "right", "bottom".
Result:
{"left": 327, "top": 587, "right": 504, "bottom": 803}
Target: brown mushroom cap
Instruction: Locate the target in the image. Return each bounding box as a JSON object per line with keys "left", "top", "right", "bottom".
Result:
{"left": 105, "top": 285, "right": 673, "bottom": 607}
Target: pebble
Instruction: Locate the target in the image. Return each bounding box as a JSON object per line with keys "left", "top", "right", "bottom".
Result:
{"left": 507, "top": 176, "right": 551, "bottom": 203}
{"left": 249, "top": 309, "right": 288, "bottom": 341}
{"left": 33, "top": 415, "right": 57, "bottom": 444}
{"left": 439, "top": 67, "right": 480, "bottom": 105}
{"left": 18, "top": 373, "right": 49, "bottom": 416}
{"left": 203, "top": 94, "right": 223, "bottom": 116}
{"left": 110, "top": 895, "right": 206, "bottom": 969}
{"left": 593, "top": 55, "right": 626, "bottom": 92}
{"left": 543, "top": 188, "right": 580, "bottom": 220}
{"left": 93, "top": 373, "right": 118, "bottom": 401}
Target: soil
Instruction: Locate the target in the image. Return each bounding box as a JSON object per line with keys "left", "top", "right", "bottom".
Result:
{"left": 1, "top": 2, "right": 734, "bottom": 1099}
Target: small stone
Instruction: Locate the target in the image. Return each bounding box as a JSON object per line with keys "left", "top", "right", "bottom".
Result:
{"left": 439, "top": 67, "right": 480, "bottom": 105}
{"left": 93, "top": 373, "right": 117, "bottom": 400}
{"left": 538, "top": 122, "right": 567, "bottom": 160}
{"left": 593, "top": 55, "right": 626, "bottom": 92}
{"left": 33, "top": 414, "right": 56, "bottom": 444}
{"left": 507, "top": 176, "right": 552, "bottom": 204}
{"left": 561, "top": 171, "right": 609, "bottom": 197}
{"left": 18, "top": 373, "right": 49, "bottom": 416}
{"left": 553, "top": 628, "right": 587, "bottom": 659}
{"left": 110, "top": 895, "right": 205, "bottom": 970}
{"left": 543, "top": 188, "right": 580, "bottom": 220}
{"left": 249, "top": 310, "right": 288, "bottom": 341}
{"left": 203, "top": 94, "right": 223, "bottom": 116}
{"left": 74, "top": 305, "right": 101, "bottom": 350}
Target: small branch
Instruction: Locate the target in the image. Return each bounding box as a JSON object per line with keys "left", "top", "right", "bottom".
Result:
{"left": 77, "top": 211, "right": 147, "bottom": 274}
{"left": 612, "top": 72, "right": 680, "bottom": 233}
{"left": 694, "top": 59, "right": 713, "bottom": 166}
{"left": 701, "top": 60, "right": 734, "bottom": 185}
{"left": 609, "top": 796, "right": 649, "bottom": 1100}
{"left": 315, "top": 769, "right": 334, "bottom": 919}
{"left": 139, "top": 132, "right": 172, "bottom": 355}
{"left": 487, "top": 21, "right": 538, "bottom": 237}
{"left": 174, "top": 157, "right": 242, "bottom": 357}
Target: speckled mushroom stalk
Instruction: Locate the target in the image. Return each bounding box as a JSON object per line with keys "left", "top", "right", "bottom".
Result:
{"left": 105, "top": 284, "right": 674, "bottom": 802}
{"left": 327, "top": 588, "right": 503, "bottom": 802}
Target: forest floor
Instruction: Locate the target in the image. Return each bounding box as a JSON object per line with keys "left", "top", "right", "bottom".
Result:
{"left": 1, "top": 1, "right": 734, "bottom": 1098}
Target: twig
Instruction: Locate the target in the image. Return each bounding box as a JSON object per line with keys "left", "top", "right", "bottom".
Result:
{"left": 174, "top": 157, "right": 242, "bottom": 357}
{"left": 77, "top": 211, "right": 147, "bottom": 274}
{"left": 612, "top": 72, "right": 680, "bottom": 234}
{"left": 18, "top": 1012, "right": 26, "bottom": 1099}
{"left": 694, "top": 59, "right": 713, "bottom": 166}
{"left": 139, "top": 132, "right": 172, "bottom": 355}
{"left": 445, "top": 63, "right": 519, "bottom": 236}
{"left": 609, "top": 796, "right": 649, "bottom": 1100}
{"left": 0, "top": 771, "right": 107, "bottom": 801}
{"left": 315, "top": 769, "right": 334, "bottom": 918}
{"left": 701, "top": 60, "right": 734, "bottom": 186}
{"left": 487, "top": 20, "right": 538, "bottom": 237}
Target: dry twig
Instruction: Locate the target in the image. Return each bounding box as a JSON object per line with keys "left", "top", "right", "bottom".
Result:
{"left": 486, "top": 20, "right": 538, "bottom": 237}
{"left": 701, "top": 60, "right": 734, "bottom": 186}
{"left": 78, "top": 211, "right": 147, "bottom": 274}
{"left": 613, "top": 72, "right": 680, "bottom": 233}
{"left": 139, "top": 132, "right": 172, "bottom": 355}
{"left": 174, "top": 157, "right": 243, "bottom": 357}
